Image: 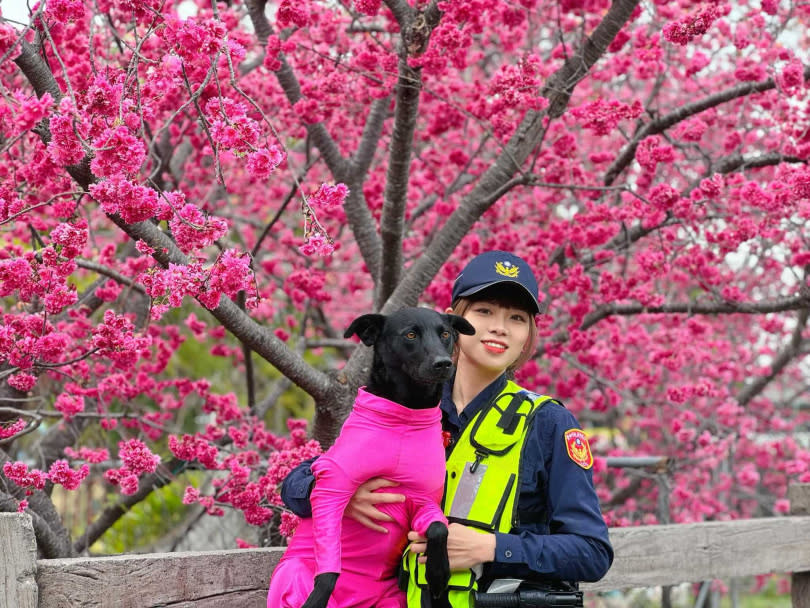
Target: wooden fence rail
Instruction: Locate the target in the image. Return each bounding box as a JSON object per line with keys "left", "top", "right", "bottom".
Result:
{"left": 2, "top": 483, "right": 809, "bottom": 608}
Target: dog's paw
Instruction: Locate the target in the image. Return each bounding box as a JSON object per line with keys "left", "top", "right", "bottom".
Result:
{"left": 301, "top": 572, "right": 339, "bottom": 608}
{"left": 424, "top": 521, "right": 450, "bottom": 598}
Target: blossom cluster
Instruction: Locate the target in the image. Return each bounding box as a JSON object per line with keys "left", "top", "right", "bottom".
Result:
{"left": 104, "top": 439, "right": 161, "bottom": 495}
{"left": 90, "top": 126, "right": 147, "bottom": 178}
{"left": 0, "top": 418, "right": 27, "bottom": 440}
{"left": 43, "top": 0, "right": 85, "bottom": 23}
{"left": 54, "top": 394, "right": 85, "bottom": 420}
{"left": 306, "top": 183, "right": 349, "bottom": 213}
{"left": 299, "top": 231, "right": 335, "bottom": 257}
{"left": 2, "top": 0, "right": 810, "bottom": 553}
{"left": 8, "top": 91, "right": 55, "bottom": 136}
{"left": 570, "top": 98, "right": 643, "bottom": 136}
{"left": 173, "top": 418, "right": 321, "bottom": 532}
{"left": 246, "top": 146, "right": 286, "bottom": 180}
{"left": 207, "top": 99, "right": 262, "bottom": 155}
{"left": 662, "top": 5, "right": 723, "bottom": 46}
{"left": 89, "top": 176, "right": 159, "bottom": 224}
{"left": 165, "top": 14, "right": 228, "bottom": 58}
{"left": 168, "top": 203, "right": 229, "bottom": 253}
{"left": 140, "top": 249, "right": 256, "bottom": 318}
{"left": 636, "top": 136, "right": 676, "bottom": 173}
{"left": 470, "top": 55, "right": 550, "bottom": 138}
{"left": 92, "top": 310, "right": 151, "bottom": 370}
{"left": 48, "top": 111, "right": 86, "bottom": 167}
{"left": 284, "top": 268, "right": 331, "bottom": 307}
{"left": 64, "top": 446, "right": 111, "bottom": 463}
{"left": 3, "top": 460, "right": 89, "bottom": 493}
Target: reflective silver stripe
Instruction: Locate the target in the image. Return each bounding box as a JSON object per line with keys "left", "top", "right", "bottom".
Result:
{"left": 447, "top": 463, "right": 487, "bottom": 520}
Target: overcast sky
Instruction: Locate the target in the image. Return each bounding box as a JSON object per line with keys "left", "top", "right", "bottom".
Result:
{"left": 1, "top": 0, "right": 31, "bottom": 25}
{"left": 2, "top": 0, "right": 33, "bottom": 25}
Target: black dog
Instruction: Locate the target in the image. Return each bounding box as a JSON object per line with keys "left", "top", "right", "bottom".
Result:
{"left": 268, "top": 307, "right": 474, "bottom": 608}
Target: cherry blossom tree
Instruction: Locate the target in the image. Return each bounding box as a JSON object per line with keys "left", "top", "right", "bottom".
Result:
{"left": 1, "top": 0, "right": 810, "bottom": 566}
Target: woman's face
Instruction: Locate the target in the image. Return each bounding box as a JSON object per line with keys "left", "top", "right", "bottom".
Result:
{"left": 456, "top": 299, "right": 532, "bottom": 376}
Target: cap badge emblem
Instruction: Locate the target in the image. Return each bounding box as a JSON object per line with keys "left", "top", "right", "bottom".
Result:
{"left": 495, "top": 261, "right": 519, "bottom": 278}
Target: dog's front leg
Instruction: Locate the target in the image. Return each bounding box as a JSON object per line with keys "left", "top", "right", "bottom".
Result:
{"left": 424, "top": 521, "right": 450, "bottom": 600}
{"left": 301, "top": 572, "right": 338, "bottom": 608}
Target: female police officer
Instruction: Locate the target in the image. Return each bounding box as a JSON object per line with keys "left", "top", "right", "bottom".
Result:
{"left": 280, "top": 251, "right": 613, "bottom": 605}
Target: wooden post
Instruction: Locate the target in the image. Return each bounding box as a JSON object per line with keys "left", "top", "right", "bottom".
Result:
{"left": 791, "top": 483, "right": 810, "bottom": 608}
{"left": 0, "top": 512, "right": 38, "bottom": 608}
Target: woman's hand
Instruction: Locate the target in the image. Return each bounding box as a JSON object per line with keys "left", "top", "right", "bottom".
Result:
{"left": 408, "top": 522, "right": 496, "bottom": 570}
{"left": 345, "top": 477, "right": 406, "bottom": 533}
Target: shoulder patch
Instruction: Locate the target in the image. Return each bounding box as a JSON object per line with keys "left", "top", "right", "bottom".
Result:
{"left": 564, "top": 428, "right": 593, "bottom": 470}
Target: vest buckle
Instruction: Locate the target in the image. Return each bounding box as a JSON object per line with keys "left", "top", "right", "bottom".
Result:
{"left": 470, "top": 450, "right": 487, "bottom": 473}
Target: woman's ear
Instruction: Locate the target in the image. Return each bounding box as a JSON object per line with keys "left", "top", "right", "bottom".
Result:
{"left": 444, "top": 306, "right": 453, "bottom": 314}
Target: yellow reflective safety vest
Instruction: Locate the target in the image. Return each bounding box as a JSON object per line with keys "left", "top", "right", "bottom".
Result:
{"left": 400, "top": 381, "right": 553, "bottom": 607}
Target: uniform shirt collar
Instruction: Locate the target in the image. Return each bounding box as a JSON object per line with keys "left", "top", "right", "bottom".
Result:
{"left": 441, "top": 374, "right": 509, "bottom": 430}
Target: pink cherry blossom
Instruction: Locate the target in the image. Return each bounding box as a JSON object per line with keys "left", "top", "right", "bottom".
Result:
{"left": 0, "top": 0, "right": 808, "bottom": 563}
{"left": 47, "top": 460, "right": 90, "bottom": 491}
{"left": 0, "top": 419, "right": 27, "bottom": 440}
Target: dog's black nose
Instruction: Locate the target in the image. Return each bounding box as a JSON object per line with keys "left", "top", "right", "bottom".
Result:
{"left": 433, "top": 357, "right": 452, "bottom": 371}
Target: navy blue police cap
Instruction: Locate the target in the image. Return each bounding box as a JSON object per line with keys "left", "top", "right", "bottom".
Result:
{"left": 452, "top": 251, "right": 541, "bottom": 314}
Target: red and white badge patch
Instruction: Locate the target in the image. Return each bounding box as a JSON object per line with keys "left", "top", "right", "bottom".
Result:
{"left": 564, "top": 429, "right": 593, "bottom": 470}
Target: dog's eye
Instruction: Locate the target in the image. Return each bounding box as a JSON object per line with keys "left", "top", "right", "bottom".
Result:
{"left": 405, "top": 331, "right": 417, "bottom": 339}
{"left": 441, "top": 331, "right": 450, "bottom": 339}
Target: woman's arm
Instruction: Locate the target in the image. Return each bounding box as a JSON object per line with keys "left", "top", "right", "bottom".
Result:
{"left": 280, "top": 457, "right": 318, "bottom": 517}
{"left": 490, "top": 404, "right": 614, "bottom": 582}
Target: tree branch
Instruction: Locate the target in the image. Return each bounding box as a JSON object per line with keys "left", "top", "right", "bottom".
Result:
{"left": 369, "top": 0, "right": 641, "bottom": 317}
{"left": 712, "top": 152, "right": 806, "bottom": 175}
{"left": 244, "top": 0, "right": 271, "bottom": 46}
{"left": 11, "top": 38, "right": 335, "bottom": 403}
{"left": 73, "top": 457, "right": 189, "bottom": 554}
{"left": 0, "top": 450, "right": 73, "bottom": 557}
{"left": 106, "top": 214, "right": 333, "bottom": 401}
{"left": 604, "top": 65, "right": 810, "bottom": 185}
{"left": 12, "top": 39, "right": 61, "bottom": 101}
{"left": 12, "top": 40, "right": 94, "bottom": 188}
{"left": 543, "top": 0, "right": 641, "bottom": 119}
{"left": 579, "top": 294, "right": 810, "bottom": 332}
{"left": 74, "top": 259, "right": 146, "bottom": 294}
{"left": 382, "top": 0, "right": 416, "bottom": 25}
{"left": 737, "top": 308, "right": 810, "bottom": 407}
{"left": 378, "top": 7, "right": 442, "bottom": 306}
{"left": 352, "top": 96, "right": 390, "bottom": 177}
{"left": 341, "top": 97, "right": 392, "bottom": 288}
{"left": 269, "top": 56, "right": 348, "bottom": 180}
{"left": 245, "top": 7, "right": 386, "bottom": 284}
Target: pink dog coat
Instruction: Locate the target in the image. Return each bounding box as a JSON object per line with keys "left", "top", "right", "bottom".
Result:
{"left": 267, "top": 388, "right": 448, "bottom": 608}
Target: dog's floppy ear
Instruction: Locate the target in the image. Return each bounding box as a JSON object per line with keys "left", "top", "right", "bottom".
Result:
{"left": 445, "top": 314, "right": 475, "bottom": 336}
{"left": 344, "top": 313, "right": 387, "bottom": 346}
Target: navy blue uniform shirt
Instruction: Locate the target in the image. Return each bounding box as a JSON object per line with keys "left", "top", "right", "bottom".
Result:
{"left": 280, "top": 375, "right": 613, "bottom": 586}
